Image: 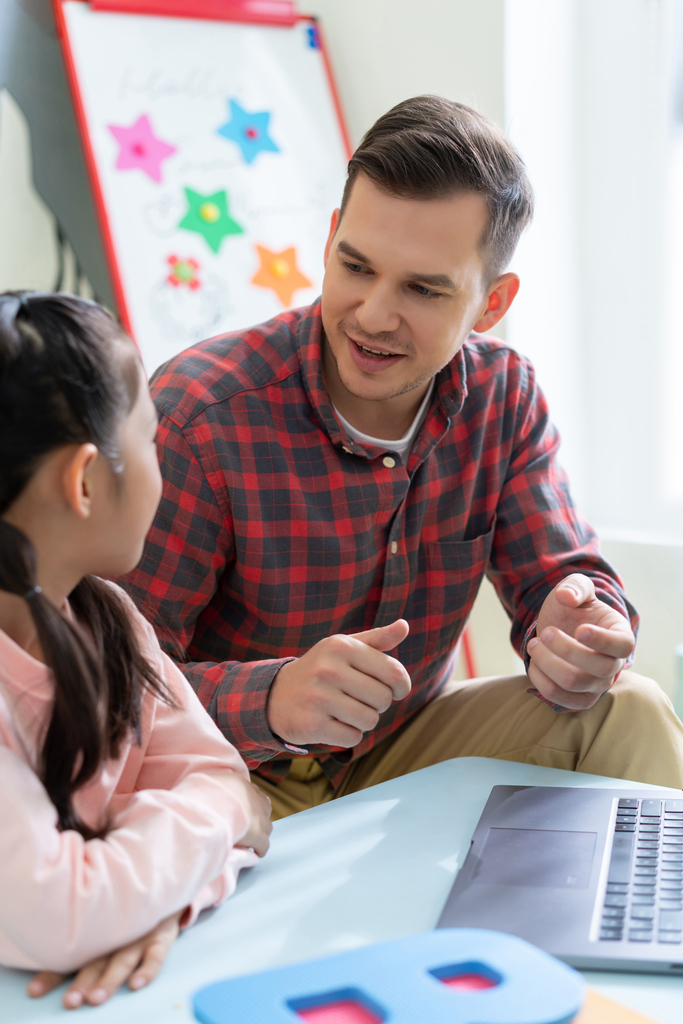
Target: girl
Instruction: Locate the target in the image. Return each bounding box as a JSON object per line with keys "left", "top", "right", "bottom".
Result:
{"left": 0, "top": 291, "right": 272, "bottom": 1009}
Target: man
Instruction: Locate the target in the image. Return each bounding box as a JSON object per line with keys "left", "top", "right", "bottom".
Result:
{"left": 122, "top": 96, "right": 683, "bottom": 817}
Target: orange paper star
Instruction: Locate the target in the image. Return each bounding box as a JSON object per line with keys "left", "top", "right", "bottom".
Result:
{"left": 251, "top": 245, "right": 312, "bottom": 307}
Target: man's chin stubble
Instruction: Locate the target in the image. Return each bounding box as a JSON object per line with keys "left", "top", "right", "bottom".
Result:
{"left": 326, "top": 335, "right": 434, "bottom": 403}
{"left": 340, "top": 370, "right": 435, "bottom": 402}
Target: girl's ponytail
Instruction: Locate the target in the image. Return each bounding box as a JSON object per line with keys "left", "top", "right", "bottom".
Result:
{"left": 0, "top": 291, "right": 173, "bottom": 839}
{"left": 0, "top": 520, "right": 107, "bottom": 838}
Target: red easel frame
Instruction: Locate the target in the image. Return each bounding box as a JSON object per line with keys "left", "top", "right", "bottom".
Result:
{"left": 91, "top": 0, "right": 297, "bottom": 25}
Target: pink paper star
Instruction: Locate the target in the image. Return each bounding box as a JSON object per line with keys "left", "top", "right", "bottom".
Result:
{"left": 108, "top": 114, "right": 176, "bottom": 183}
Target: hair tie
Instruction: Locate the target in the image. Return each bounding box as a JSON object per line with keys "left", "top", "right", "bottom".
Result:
{"left": 23, "top": 585, "right": 42, "bottom": 602}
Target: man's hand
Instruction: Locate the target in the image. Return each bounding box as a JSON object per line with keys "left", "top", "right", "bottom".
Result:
{"left": 267, "top": 619, "right": 411, "bottom": 747}
{"left": 527, "top": 573, "right": 635, "bottom": 710}
{"left": 208, "top": 770, "right": 273, "bottom": 856}
{"left": 27, "top": 911, "right": 183, "bottom": 1010}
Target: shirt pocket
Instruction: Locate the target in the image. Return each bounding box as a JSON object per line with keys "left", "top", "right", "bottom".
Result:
{"left": 421, "top": 519, "right": 496, "bottom": 662}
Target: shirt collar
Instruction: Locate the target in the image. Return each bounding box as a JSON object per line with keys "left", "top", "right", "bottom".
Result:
{"left": 296, "top": 300, "right": 469, "bottom": 458}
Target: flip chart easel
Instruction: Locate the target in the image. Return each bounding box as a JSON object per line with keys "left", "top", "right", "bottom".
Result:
{"left": 52, "top": 0, "right": 351, "bottom": 371}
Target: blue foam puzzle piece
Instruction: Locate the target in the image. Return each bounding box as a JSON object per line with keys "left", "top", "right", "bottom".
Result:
{"left": 192, "top": 928, "right": 585, "bottom": 1024}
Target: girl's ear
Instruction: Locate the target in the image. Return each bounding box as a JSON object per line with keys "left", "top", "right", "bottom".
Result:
{"left": 62, "top": 443, "right": 100, "bottom": 519}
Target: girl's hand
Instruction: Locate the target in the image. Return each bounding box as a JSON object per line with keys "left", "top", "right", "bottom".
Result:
{"left": 27, "top": 910, "right": 183, "bottom": 1009}
{"left": 209, "top": 770, "right": 273, "bottom": 856}
{"left": 236, "top": 778, "right": 273, "bottom": 856}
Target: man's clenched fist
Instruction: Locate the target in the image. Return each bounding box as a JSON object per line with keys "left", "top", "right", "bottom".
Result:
{"left": 267, "top": 619, "right": 411, "bottom": 748}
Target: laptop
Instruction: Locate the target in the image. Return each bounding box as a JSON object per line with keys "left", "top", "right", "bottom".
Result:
{"left": 437, "top": 785, "right": 683, "bottom": 974}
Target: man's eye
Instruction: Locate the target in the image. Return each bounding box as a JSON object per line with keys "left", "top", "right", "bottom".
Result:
{"left": 342, "top": 260, "right": 368, "bottom": 274}
{"left": 412, "top": 283, "right": 440, "bottom": 299}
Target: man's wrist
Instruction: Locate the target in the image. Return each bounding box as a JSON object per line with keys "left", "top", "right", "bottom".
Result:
{"left": 209, "top": 656, "right": 300, "bottom": 759}
{"left": 266, "top": 658, "right": 307, "bottom": 752}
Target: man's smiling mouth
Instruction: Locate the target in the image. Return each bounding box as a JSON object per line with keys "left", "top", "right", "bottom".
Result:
{"left": 353, "top": 340, "right": 403, "bottom": 359}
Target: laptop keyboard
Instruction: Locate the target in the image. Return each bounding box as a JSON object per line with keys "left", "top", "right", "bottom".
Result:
{"left": 600, "top": 797, "right": 683, "bottom": 944}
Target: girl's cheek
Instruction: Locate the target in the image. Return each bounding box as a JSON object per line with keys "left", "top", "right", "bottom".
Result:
{"left": 146, "top": 452, "right": 163, "bottom": 513}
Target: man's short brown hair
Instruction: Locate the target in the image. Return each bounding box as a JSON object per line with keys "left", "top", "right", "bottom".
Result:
{"left": 340, "top": 95, "right": 534, "bottom": 281}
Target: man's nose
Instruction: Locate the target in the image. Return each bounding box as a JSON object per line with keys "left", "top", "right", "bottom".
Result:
{"left": 355, "top": 282, "right": 401, "bottom": 336}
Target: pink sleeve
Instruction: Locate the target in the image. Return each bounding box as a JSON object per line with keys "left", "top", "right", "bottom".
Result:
{"left": 180, "top": 846, "right": 258, "bottom": 929}
{"left": 107, "top": 582, "right": 253, "bottom": 793}
{"left": 0, "top": 744, "right": 253, "bottom": 972}
{"left": 0, "top": 595, "right": 259, "bottom": 973}
{"left": 133, "top": 651, "right": 253, "bottom": 791}
{"left": 130, "top": 649, "right": 260, "bottom": 931}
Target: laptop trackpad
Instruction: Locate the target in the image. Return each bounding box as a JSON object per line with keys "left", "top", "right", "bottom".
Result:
{"left": 473, "top": 827, "right": 597, "bottom": 889}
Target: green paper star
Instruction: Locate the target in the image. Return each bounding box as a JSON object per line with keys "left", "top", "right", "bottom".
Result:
{"left": 178, "top": 187, "right": 244, "bottom": 253}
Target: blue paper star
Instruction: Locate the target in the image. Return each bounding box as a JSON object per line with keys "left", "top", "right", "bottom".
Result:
{"left": 217, "top": 99, "right": 280, "bottom": 165}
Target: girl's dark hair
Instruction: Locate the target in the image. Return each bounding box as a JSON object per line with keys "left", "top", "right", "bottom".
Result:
{"left": 340, "top": 95, "right": 535, "bottom": 281}
{"left": 0, "top": 291, "right": 171, "bottom": 840}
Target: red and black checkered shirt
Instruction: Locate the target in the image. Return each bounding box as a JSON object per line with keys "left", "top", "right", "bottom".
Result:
{"left": 120, "top": 300, "right": 637, "bottom": 788}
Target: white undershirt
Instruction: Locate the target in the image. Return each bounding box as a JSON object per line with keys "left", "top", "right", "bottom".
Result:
{"left": 333, "top": 379, "right": 435, "bottom": 463}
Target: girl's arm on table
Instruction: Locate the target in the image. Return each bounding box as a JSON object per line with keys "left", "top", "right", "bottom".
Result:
{"left": 0, "top": 739, "right": 253, "bottom": 973}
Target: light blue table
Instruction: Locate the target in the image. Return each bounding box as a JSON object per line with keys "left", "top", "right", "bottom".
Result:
{"left": 3, "top": 757, "right": 683, "bottom": 1022}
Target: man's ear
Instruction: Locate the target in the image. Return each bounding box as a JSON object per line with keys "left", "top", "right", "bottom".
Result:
{"left": 62, "top": 443, "right": 100, "bottom": 519}
{"left": 323, "top": 208, "right": 340, "bottom": 269}
{"left": 472, "top": 273, "right": 520, "bottom": 334}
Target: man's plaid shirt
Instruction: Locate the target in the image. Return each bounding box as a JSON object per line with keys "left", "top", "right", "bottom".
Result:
{"left": 121, "top": 300, "right": 637, "bottom": 788}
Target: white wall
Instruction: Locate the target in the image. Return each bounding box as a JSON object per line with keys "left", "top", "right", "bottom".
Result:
{"left": 601, "top": 539, "right": 683, "bottom": 702}
{"left": 304, "top": 0, "right": 505, "bottom": 147}
{"left": 504, "top": 0, "right": 679, "bottom": 543}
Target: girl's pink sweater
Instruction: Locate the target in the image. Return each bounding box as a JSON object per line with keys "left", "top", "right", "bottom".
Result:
{"left": 0, "top": 583, "right": 257, "bottom": 972}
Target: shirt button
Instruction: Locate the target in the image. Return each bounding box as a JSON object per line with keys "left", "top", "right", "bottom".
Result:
{"left": 390, "top": 541, "right": 398, "bottom": 555}
{"left": 383, "top": 456, "right": 396, "bottom": 469}
{"left": 342, "top": 446, "right": 352, "bottom": 454}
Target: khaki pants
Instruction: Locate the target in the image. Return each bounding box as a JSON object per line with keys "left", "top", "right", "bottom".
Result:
{"left": 252, "top": 671, "right": 683, "bottom": 820}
